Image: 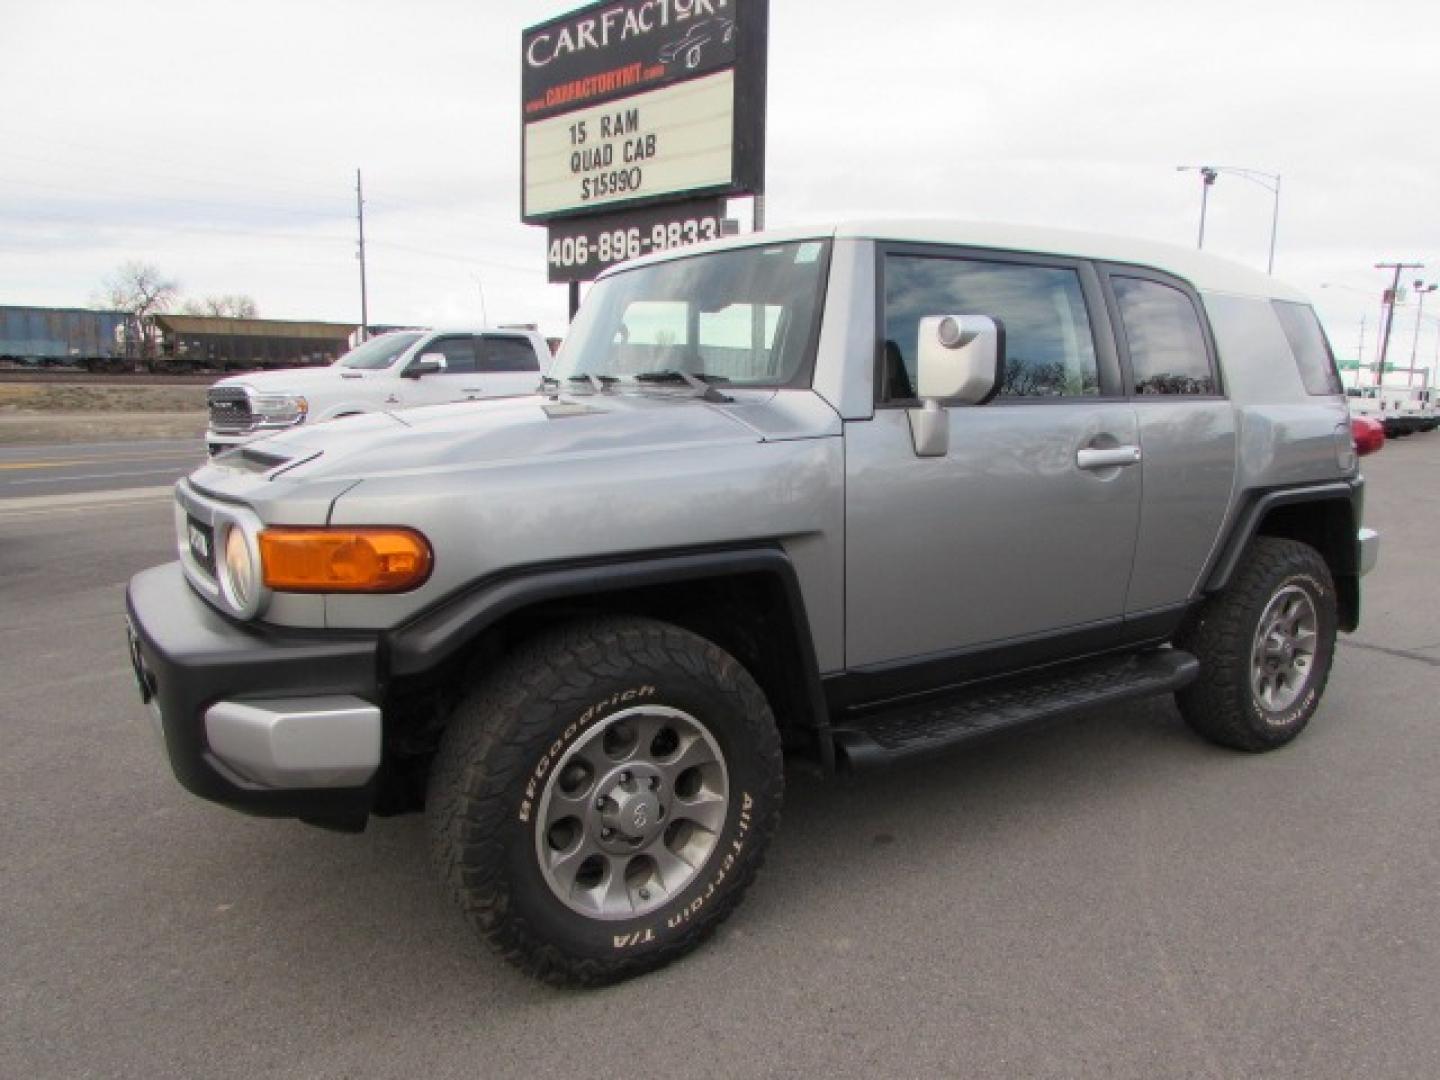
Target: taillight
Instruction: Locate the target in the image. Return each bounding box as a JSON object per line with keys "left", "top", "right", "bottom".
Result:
{"left": 259, "top": 527, "right": 433, "bottom": 592}
{"left": 1351, "top": 417, "right": 1385, "bottom": 457}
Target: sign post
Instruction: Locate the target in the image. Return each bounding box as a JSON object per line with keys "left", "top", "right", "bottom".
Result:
{"left": 521, "top": 0, "right": 767, "bottom": 301}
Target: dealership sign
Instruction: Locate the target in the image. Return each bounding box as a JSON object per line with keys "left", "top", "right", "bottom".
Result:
{"left": 521, "top": 0, "right": 766, "bottom": 226}
{"left": 544, "top": 197, "right": 727, "bottom": 283}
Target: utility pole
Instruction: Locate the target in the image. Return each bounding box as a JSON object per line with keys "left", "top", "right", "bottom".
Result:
{"left": 1375, "top": 261, "right": 1423, "bottom": 383}
{"left": 1356, "top": 314, "right": 1366, "bottom": 368}
{"left": 356, "top": 169, "right": 370, "bottom": 342}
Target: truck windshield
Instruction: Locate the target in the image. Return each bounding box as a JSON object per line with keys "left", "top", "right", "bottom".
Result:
{"left": 338, "top": 332, "right": 423, "bottom": 370}
{"left": 551, "top": 240, "right": 830, "bottom": 389}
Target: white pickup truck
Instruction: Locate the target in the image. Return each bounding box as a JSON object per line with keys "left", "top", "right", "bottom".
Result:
{"left": 205, "top": 327, "right": 550, "bottom": 455}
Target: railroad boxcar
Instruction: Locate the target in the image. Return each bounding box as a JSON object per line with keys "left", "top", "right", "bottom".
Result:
{"left": 153, "top": 314, "right": 357, "bottom": 371}
{"left": 0, "top": 306, "right": 127, "bottom": 368}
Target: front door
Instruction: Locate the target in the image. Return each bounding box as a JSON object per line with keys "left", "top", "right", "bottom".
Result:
{"left": 844, "top": 248, "right": 1142, "bottom": 669}
{"left": 404, "top": 335, "right": 485, "bottom": 405}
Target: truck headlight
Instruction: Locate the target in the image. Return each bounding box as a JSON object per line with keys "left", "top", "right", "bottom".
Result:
{"left": 252, "top": 394, "right": 309, "bottom": 426}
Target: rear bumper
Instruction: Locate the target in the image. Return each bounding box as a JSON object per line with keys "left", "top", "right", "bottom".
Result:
{"left": 1358, "top": 527, "right": 1380, "bottom": 577}
{"left": 126, "top": 562, "right": 381, "bottom": 830}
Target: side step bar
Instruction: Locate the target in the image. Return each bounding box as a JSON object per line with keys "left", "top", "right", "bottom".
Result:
{"left": 832, "top": 649, "right": 1199, "bottom": 769}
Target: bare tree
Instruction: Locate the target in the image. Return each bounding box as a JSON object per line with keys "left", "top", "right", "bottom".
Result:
{"left": 97, "top": 261, "right": 179, "bottom": 366}
{"left": 179, "top": 294, "right": 260, "bottom": 318}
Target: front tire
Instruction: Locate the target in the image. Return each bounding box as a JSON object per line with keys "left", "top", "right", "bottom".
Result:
{"left": 1175, "top": 537, "right": 1337, "bottom": 751}
{"left": 427, "top": 616, "right": 783, "bottom": 985}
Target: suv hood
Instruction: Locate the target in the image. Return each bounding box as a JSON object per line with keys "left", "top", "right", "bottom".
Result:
{"left": 189, "top": 392, "right": 778, "bottom": 497}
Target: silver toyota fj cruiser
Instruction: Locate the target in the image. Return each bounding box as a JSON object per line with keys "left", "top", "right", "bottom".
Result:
{"left": 127, "top": 221, "right": 1380, "bottom": 985}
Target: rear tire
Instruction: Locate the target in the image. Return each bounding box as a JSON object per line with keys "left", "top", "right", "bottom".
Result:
{"left": 1175, "top": 538, "right": 1337, "bottom": 751}
{"left": 427, "top": 615, "right": 783, "bottom": 986}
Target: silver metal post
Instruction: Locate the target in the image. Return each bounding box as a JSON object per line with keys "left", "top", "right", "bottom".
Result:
{"left": 1266, "top": 174, "right": 1281, "bottom": 275}
{"left": 356, "top": 169, "right": 369, "bottom": 343}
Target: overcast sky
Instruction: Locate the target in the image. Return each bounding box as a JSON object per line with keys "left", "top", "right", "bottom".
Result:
{"left": 3, "top": 0, "right": 1437, "bottom": 368}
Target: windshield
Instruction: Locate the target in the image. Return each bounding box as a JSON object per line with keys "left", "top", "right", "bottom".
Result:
{"left": 550, "top": 240, "right": 830, "bottom": 389}
{"left": 338, "top": 332, "right": 423, "bottom": 370}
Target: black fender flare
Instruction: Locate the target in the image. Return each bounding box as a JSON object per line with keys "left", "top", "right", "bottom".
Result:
{"left": 1202, "top": 480, "right": 1364, "bottom": 631}
{"left": 1203, "top": 481, "right": 1362, "bottom": 594}
{"left": 383, "top": 544, "right": 834, "bottom": 770}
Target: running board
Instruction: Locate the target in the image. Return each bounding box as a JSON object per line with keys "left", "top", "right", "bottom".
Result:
{"left": 832, "top": 650, "right": 1199, "bottom": 769}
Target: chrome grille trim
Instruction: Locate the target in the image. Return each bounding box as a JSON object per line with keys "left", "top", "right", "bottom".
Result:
{"left": 207, "top": 386, "right": 257, "bottom": 434}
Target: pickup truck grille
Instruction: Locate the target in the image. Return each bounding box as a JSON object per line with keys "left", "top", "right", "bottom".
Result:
{"left": 207, "top": 387, "right": 255, "bottom": 433}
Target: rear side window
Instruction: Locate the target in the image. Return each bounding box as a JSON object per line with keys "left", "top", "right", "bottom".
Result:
{"left": 1111, "top": 277, "right": 1217, "bottom": 395}
{"left": 478, "top": 336, "right": 540, "bottom": 372}
{"left": 1272, "top": 301, "right": 1344, "bottom": 396}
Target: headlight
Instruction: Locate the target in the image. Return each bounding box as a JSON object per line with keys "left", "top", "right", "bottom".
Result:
{"left": 251, "top": 394, "right": 308, "bottom": 426}
{"left": 220, "top": 522, "right": 259, "bottom": 614}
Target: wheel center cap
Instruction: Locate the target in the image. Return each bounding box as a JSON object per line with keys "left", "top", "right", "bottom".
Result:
{"left": 605, "top": 787, "right": 661, "bottom": 841}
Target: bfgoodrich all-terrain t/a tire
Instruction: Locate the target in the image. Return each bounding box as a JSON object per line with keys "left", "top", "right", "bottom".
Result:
{"left": 427, "top": 616, "right": 784, "bottom": 986}
{"left": 1175, "top": 537, "right": 1338, "bottom": 752}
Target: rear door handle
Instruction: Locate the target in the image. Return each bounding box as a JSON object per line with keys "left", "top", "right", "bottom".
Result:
{"left": 1077, "top": 445, "right": 1142, "bottom": 470}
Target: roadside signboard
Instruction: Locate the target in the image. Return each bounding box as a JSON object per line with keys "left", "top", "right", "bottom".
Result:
{"left": 521, "top": 0, "right": 767, "bottom": 240}
{"left": 543, "top": 197, "right": 727, "bottom": 283}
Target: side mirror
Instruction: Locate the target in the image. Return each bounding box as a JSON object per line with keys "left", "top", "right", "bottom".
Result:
{"left": 907, "top": 315, "right": 1006, "bottom": 458}
{"left": 916, "top": 315, "right": 1004, "bottom": 404}
{"left": 404, "top": 352, "right": 447, "bottom": 379}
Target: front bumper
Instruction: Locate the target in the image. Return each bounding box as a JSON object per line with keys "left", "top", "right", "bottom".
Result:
{"left": 205, "top": 429, "right": 260, "bottom": 456}
{"left": 126, "top": 562, "right": 382, "bottom": 830}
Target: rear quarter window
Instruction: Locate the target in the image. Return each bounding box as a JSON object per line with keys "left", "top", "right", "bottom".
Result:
{"left": 1272, "top": 301, "right": 1344, "bottom": 396}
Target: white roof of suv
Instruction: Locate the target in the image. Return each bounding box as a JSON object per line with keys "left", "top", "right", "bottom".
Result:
{"left": 605, "top": 219, "right": 1307, "bottom": 304}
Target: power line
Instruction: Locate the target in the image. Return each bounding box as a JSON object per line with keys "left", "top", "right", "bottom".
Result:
{"left": 0, "top": 127, "right": 357, "bottom": 203}
{"left": 367, "top": 240, "right": 544, "bottom": 276}
{"left": 0, "top": 174, "right": 350, "bottom": 222}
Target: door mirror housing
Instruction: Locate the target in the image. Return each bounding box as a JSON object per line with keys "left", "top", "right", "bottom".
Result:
{"left": 915, "top": 315, "right": 1005, "bottom": 405}
{"left": 404, "top": 352, "right": 447, "bottom": 379}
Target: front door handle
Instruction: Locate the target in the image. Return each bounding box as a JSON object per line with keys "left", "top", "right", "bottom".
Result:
{"left": 1077, "top": 445, "right": 1142, "bottom": 470}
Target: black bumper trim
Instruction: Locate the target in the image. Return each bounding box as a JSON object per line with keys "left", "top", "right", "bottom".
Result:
{"left": 126, "top": 562, "right": 381, "bottom": 830}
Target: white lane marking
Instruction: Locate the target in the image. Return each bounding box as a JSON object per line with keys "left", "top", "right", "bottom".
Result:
{"left": 0, "top": 450, "right": 202, "bottom": 470}
{"left": 5, "top": 466, "right": 186, "bottom": 487}
{"left": 0, "top": 486, "right": 174, "bottom": 521}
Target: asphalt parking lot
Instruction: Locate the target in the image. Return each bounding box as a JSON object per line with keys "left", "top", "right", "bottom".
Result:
{"left": 2, "top": 436, "right": 1438, "bottom": 1079}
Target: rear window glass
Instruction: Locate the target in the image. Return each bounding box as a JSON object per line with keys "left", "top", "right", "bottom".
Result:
{"left": 1111, "top": 277, "right": 1216, "bottom": 395}
{"left": 1272, "top": 301, "right": 1344, "bottom": 396}
{"left": 479, "top": 336, "right": 540, "bottom": 372}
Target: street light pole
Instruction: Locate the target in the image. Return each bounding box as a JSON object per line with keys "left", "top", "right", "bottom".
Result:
{"left": 1266, "top": 173, "right": 1281, "bottom": 275}
{"left": 1176, "top": 166, "right": 1219, "bottom": 248}
{"left": 1175, "top": 165, "right": 1281, "bottom": 271}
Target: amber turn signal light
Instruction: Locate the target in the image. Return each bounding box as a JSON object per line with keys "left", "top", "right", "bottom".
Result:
{"left": 259, "top": 527, "right": 433, "bottom": 592}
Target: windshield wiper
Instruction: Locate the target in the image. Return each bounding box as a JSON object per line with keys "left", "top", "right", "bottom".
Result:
{"left": 568, "top": 374, "right": 618, "bottom": 394}
{"left": 633, "top": 370, "right": 733, "bottom": 403}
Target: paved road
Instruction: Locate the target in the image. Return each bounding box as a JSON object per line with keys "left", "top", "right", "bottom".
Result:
{"left": 2, "top": 438, "right": 1438, "bottom": 1079}
{"left": 0, "top": 438, "right": 204, "bottom": 499}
